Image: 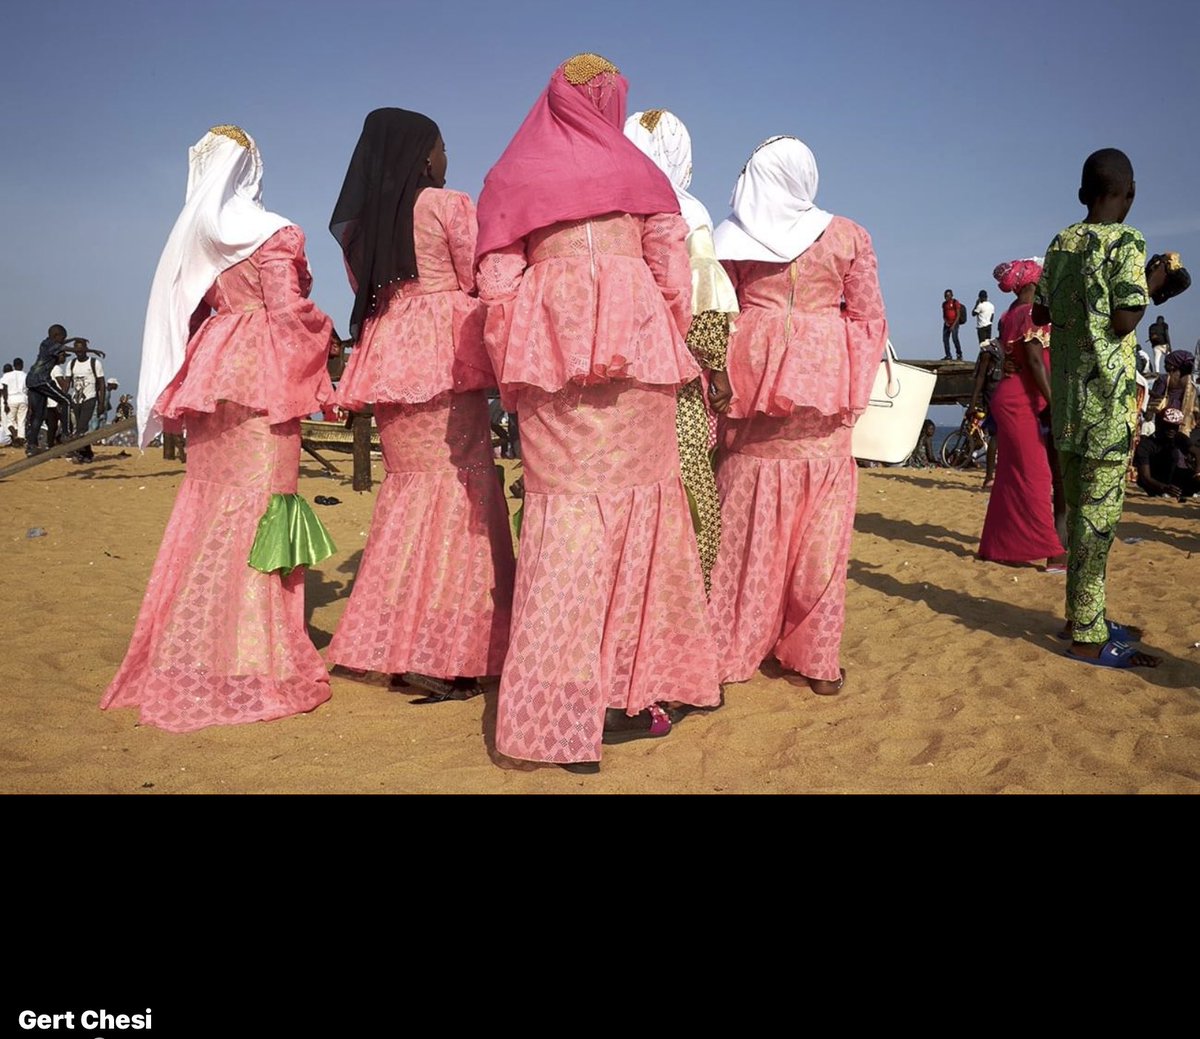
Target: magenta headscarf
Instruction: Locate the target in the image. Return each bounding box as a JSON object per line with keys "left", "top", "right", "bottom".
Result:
{"left": 474, "top": 54, "right": 680, "bottom": 262}
{"left": 993, "top": 258, "right": 1044, "bottom": 294}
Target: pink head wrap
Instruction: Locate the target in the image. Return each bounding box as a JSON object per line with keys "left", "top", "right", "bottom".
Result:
{"left": 475, "top": 54, "right": 680, "bottom": 262}
{"left": 993, "top": 258, "right": 1044, "bottom": 294}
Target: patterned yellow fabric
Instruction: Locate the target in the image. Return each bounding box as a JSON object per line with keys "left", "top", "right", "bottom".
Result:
{"left": 678, "top": 310, "right": 730, "bottom": 594}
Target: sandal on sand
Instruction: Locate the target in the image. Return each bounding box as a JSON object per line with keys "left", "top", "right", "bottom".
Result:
{"left": 1057, "top": 619, "right": 1139, "bottom": 643}
{"left": 1064, "top": 641, "right": 1158, "bottom": 669}
{"left": 601, "top": 704, "right": 671, "bottom": 745}
{"left": 393, "top": 673, "right": 482, "bottom": 703}
{"left": 809, "top": 669, "right": 846, "bottom": 696}
{"left": 787, "top": 668, "right": 846, "bottom": 695}
{"left": 560, "top": 761, "right": 600, "bottom": 775}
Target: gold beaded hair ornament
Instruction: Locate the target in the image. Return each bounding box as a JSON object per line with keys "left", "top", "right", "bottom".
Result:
{"left": 561, "top": 52, "right": 621, "bottom": 109}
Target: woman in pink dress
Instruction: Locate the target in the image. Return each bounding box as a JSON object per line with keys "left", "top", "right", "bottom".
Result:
{"left": 709, "top": 136, "right": 888, "bottom": 695}
{"left": 102, "top": 125, "right": 337, "bottom": 732}
{"left": 325, "top": 109, "right": 514, "bottom": 698}
{"left": 977, "top": 258, "right": 1066, "bottom": 568}
{"left": 475, "top": 53, "right": 721, "bottom": 771}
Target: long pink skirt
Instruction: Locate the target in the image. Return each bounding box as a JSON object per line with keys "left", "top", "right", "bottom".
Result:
{"left": 978, "top": 377, "right": 1064, "bottom": 564}
{"left": 496, "top": 381, "right": 721, "bottom": 765}
{"left": 709, "top": 408, "right": 857, "bottom": 684}
{"left": 326, "top": 390, "right": 514, "bottom": 678}
{"left": 101, "top": 403, "right": 330, "bottom": 732}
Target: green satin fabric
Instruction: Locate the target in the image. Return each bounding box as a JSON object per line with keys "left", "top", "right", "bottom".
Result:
{"left": 247, "top": 494, "right": 337, "bottom": 576}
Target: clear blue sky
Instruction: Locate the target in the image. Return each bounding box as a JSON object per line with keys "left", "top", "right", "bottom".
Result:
{"left": 3, "top": 0, "right": 1198, "bottom": 412}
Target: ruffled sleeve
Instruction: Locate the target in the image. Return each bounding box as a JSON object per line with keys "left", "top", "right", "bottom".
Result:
{"left": 686, "top": 226, "right": 739, "bottom": 317}
{"left": 478, "top": 243, "right": 528, "bottom": 411}
{"left": 843, "top": 225, "right": 889, "bottom": 420}
{"left": 443, "top": 191, "right": 480, "bottom": 295}
{"left": 642, "top": 213, "right": 693, "bottom": 339}
{"left": 258, "top": 226, "right": 335, "bottom": 423}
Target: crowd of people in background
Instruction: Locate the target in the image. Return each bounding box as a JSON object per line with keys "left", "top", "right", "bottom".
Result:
{"left": 1, "top": 325, "right": 123, "bottom": 458}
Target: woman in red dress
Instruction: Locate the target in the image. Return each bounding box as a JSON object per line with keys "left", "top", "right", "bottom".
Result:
{"left": 977, "top": 258, "right": 1066, "bottom": 569}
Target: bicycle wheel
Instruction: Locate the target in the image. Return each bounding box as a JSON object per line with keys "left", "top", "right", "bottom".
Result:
{"left": 940, "top": 430, "right": 972, "bottom": 469}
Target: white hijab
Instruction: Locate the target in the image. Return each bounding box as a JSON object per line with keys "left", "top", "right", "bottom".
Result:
{"left": 714, "top": 136, "right": 834, "bottom": 263}
{"left": 137, "top": 126, "right": 293, "bottom": 447}
{"left": 624, "top": 110, "right": 737, "bottom": 315}
{"left": 623, "top": 110, "right": 712, "bottom": 233}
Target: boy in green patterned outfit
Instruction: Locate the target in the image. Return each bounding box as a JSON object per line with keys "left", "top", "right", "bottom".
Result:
{"left": 1033, "top": 149, "right": 1167, "bottom": 669}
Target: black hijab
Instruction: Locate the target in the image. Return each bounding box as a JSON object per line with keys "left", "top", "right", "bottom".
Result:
{"left": 331, "top": 108, "right": 441, "bottom": 338}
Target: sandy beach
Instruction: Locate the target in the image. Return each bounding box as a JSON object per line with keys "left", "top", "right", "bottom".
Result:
{"left": 2, "top": 442, "right": 1198, "bottom": 794}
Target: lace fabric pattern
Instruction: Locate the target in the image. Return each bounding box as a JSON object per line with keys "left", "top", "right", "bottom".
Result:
{"left": 326, "top": 390, "right": 515, "bottom": 678}
{"left": 101, "top": 403, "right": 331, "bottom": 732}
{"left": 477, "top": 213, "right": 699, "bottom": 412}
{"left": 335, "top": 190, "right": 493, "bottom": 408}
{"left": 708, "top": 408, "right": 857, "bottom": 684}
{"left": 495, "top": 381, "right": 720, "bottom": 764}
{"left": 156, "top": 226, "right": 334, "bottom": 426}
{"left": 721, "top": 216, "right": 887, "bottom": 420}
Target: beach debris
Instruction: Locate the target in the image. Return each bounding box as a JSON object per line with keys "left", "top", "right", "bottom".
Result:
{"left": 1122, "top": 536, "right": 1144, "bottom": 544}
{"left": 141, "top": 782, "right": 154, "bottom": 788}
{"left": 314, "top": 495, "right": 342, "bottom": 506}
{"left": 26, "top": 527, "right": 47, "bottom": 538}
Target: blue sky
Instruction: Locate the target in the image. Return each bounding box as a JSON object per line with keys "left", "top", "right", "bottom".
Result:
{"left": 3, "top": 0, "right": 1198, "bottom": 410}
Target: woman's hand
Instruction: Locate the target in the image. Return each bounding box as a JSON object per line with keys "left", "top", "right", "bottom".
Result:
{"left": 707, "top": 370, "right": 733, "bottom": 414}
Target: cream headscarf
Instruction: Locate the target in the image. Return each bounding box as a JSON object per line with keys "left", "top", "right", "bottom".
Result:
{"left": 137, "top": 125, "right": 293, "bottom": 447}
{"left": 714, "top": 136, "right": 834, "bottom": 264}
{"left": 624, "top": 109, "right": 738, "bottom": 315}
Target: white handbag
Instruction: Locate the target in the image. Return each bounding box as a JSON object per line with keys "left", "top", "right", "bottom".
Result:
{"left": 851, "top": 340, "right": 937, "bottom": 464}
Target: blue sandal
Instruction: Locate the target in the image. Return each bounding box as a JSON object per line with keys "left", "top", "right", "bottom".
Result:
{"left": 1064, "top": 641, "right": 1146, "bottom": 669}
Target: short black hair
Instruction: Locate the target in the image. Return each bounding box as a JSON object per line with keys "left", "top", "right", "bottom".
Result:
{"left": 13, "top": 358, "right": 23, "bottom": 368}
{"left": 48, "top": 323, "right": 66, "bottom": 338}
{"left": 1079, "top": 148, "right": 1134, "bottom": 205}
{"left": 978, "top": 290, "right": 988, "bottom": 300}
{"left": 944, "top": 289, "right": 953, "bottom": 296}
{"left": 3, "top": 363, "right": 11, "bottom": 373}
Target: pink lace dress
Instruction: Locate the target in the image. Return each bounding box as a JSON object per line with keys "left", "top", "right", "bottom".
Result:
{"left": 102, "top": 226, "right": 336, "bottom": 732}
{"left": 478, "top": 211, "right": 721, "bottom": 765}
{"left": 327, "top": 189, "right": 515, "bottom": 679}
{"left": 709, "top": 216, "right": 887, "bottom": 684}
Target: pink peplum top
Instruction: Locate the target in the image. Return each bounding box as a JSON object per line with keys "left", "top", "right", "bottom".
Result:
{"left": 155, "top": 225, "right": 334, "bottom": 428}
{"left": 335, "top": 188, "right": 491, "bottom": 409}
{"left": 721, "top": 215, "right": 887, "bottom": 422}
{"left": 476, "top": 211, "right": 699, "bottom": 411}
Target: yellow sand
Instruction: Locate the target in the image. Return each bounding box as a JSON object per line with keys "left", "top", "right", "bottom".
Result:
{"left": 2, "top": 443, "right": 1198, "bottom": 793}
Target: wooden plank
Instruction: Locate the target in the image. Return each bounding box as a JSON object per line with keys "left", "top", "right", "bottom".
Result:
{"left": 904, "top": 359, "right": 978, "bottom": 406}
{"left": 301, "top": 443, "right": 342, "bottom": 475}
{"left": 0, "top": 417, "right": 137, "bottom": 480}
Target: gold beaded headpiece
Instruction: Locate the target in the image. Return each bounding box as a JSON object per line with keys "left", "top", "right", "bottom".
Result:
{"left": 561, "top": 53, "right": 619, "bottom": 85}
{"left": 209, "top": 124, "right": 251, "bottom": 150}
{"left": 639, "top": 109, "right": 665, "bottom": 133}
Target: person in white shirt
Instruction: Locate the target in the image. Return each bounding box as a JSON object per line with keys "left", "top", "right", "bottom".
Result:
{"left": 972, "top": 290, "right": 995, "bottom": 345}
{"left": 45, "top": 356, "right": 70, "bottom": 445}
{"left": 66, "top": 342, "right": 104, "bottom": 461}
{"left": 1, "top": 358, "right": 29, "bottom": 446}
